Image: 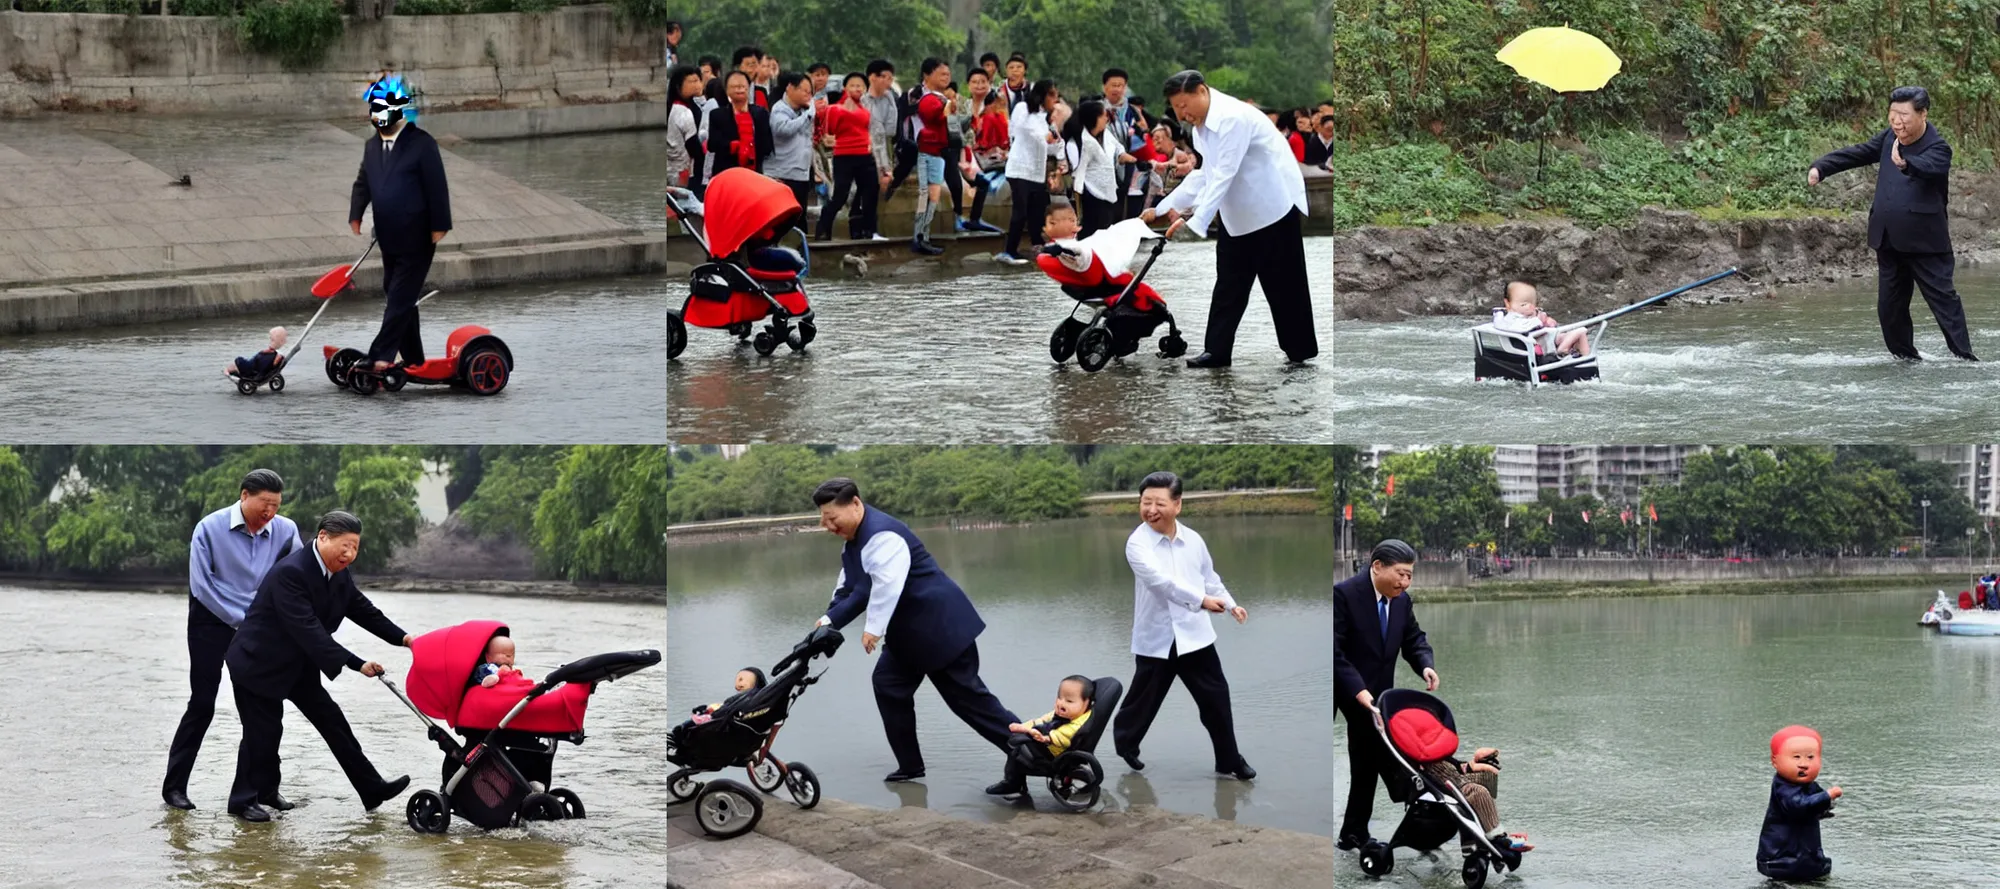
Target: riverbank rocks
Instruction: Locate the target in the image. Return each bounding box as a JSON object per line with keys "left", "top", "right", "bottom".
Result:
{"left": 1334, "top": 205, "right": 2000, "bottom": 320}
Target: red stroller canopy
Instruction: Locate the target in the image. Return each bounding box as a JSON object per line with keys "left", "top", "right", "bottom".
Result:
{"left": 406, "top": 620, "right": 593, "bottom": 734}
{"left": 702, "top": 168, "right": 804, "bottom": 258}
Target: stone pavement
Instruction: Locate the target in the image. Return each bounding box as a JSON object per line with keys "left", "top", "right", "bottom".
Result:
{"left": 667, "top": 796, "right": 1334, "bottom": 889}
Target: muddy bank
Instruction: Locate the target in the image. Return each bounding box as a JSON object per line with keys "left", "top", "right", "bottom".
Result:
{"left": 1334, "top": 204, "right": 2000, "bottom": 321}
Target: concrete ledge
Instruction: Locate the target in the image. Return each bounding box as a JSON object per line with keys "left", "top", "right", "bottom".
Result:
{"left": 427, "top": 102, "right": 668, "bottom": 142}
{"left": 0, "top": 235, "right": 664, "bottom": 334}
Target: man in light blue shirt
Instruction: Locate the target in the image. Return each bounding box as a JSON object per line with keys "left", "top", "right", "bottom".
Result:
{"left": 163, "top": 468, "right": 303, "bottom": 811}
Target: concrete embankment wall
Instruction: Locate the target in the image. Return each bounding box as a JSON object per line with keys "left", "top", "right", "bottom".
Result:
{"left": 1412, "top": 557, "right": 1991, "bottom": 589}
{"left": 0, "top": 6, "right": 663, "bottom": 117}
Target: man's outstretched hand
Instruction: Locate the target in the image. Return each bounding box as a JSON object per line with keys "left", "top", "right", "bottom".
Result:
{"left": 350, "top": 219, "right": 363, "bottom": 235}
{"left": 360, "top": 661, "right": 386, "bottom": 677}
{"left": 402, "top": 634, "right": 413, "bottom": 647}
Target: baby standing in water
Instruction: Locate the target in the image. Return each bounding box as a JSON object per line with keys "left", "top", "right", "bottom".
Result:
{"left": 1492, "top": 282, "right": 1590, "bottom": 357}
{"left": 226, "top": 326, "right": 287, "bottom": 378}
{"left": 1758, "top": 725, "right": 1841, "bottom": 882}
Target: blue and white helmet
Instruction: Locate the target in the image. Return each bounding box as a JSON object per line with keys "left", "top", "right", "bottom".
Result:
{"left": 364, "top": 75, "right": 416, "bottom": 131}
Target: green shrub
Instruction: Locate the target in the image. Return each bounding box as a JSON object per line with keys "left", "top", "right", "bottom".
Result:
{"left": 174, "top": 0, "right": 241, "bottom": 15}
{"left": 614, "top": 0, "right": 667, "bottom": 29}
{"left": 392, "top": 0, "right": 465, "bottom": 13}
{"left": 20, "top": 0, "right": 143, "bottom": 12}
{"left": 237, "top": 0, "right": 344, "bottom": 69}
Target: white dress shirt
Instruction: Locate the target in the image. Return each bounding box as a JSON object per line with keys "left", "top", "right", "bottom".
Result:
{"left": 1006, "top": 107, "right": 1054, "bottom": 181}
{"left": 1126, "top": 521, "right": 1236, "bottom": 658}
{"left": 1068, "top": 129, "right": 1118, "bottom": 202}
{"left": 311, "top": 541, "right": 331, "bottom": 579}
{"left": 817, "top": 533, "right": 913, "bottom": 639}
{"left": 1156, "top": 87, "right": 1309, "bottom": 238}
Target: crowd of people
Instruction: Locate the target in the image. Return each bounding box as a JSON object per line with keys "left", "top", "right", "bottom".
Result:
{"left": 664, "top": 25, "right": 1334, "bottom": 264}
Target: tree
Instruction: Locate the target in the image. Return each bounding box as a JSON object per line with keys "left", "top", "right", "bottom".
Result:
{"left": 0, "top": 448, "right": 44, "bottom": 568}
{"left": 1371, "top": 446, "right": 1502, "bottom": 552}
{"left": 671, "top": 0, "right": 963, "bottom": 74}
{"left": 457, "top": 447, "right": 570, "bottom": 542}
{"left": 535, "top": 446, "right": 669, "bottom": 583}
{"left": 335, "top": 453, "right": 424, "bottom": 574}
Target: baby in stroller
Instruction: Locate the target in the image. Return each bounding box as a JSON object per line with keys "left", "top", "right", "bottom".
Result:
{"left": 225, "top": 326, "right": 288, "bottom": 379}
{"left": 667, "top": 627, "right": 842, "bottom": 839}
{"left": 984, "top": 674, "right": 1096, "bottom": 802}
{"left": 1035, "top": 207, "right": 1187, "bottom": 372}
{"left": 1355, "top": 689, "right": 1525, "bottom": 889}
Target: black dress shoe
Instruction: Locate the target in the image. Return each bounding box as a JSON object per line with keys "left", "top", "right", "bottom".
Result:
{"left": 983, "top": 780, "right": 1024, "bottom": 796}
{"left": 1336, "top": 834, "right": 1363, "bottom": 851}
{"left": 362, "top": 775, "right": 410, "bottom": 812}
{"left": 259, "top": 791, "right": 295, "bottom": 811}
{"left": 232, "top": 803, "right": 273, "bottom": 823}
{"left": 163, "top": 789, "right": 195, "bottom": 811}
{"left": 1121, "top": 753, "right": 1145, "bottom": 771}
{"left": 1185, "top": 352, "right": 1232, "bottom": 368}
{"left": 884, "top": 769, "right": 926, "bottom": 782}
{"left": 1221, "top": 760, "right": 1257, "bottom": 780}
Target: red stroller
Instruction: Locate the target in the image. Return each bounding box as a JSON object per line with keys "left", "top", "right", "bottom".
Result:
{"left": 378, "top": 620, "right": 659, "bottom": 832}
{"left": 1034, "top": 218, "right": 1186, "bottom": 372}
{"left": 666, "top": 168, "right": 817, "bottom": 359}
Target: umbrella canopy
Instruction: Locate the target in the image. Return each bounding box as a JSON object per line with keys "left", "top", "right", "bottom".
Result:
{"left": 1496, "top": 26, "right": 1622, "bottom": 93}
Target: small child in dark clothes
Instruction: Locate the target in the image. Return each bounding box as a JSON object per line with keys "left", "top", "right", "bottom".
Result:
{"left": 226, "top": 326, "right": 287, "bottom": 378}
{"left": 1758, "top": 724, "right": 1841, "bottom": 882}
{"left": 984, "top": 674, "right": 1094, "bottom": 801}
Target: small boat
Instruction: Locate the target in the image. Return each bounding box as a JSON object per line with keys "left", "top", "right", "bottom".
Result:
{"left": 1922, "top": 589, "right": 2000, "bottom": 636}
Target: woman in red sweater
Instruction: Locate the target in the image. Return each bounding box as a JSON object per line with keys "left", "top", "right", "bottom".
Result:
{"left": 814, "top": 72, "right": 879, "bottom": 241}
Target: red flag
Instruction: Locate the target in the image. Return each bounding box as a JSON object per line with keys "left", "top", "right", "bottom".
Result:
{"left": 1581, "top": 510, "right": 1591, "bottom": 523}
{"left": 1385, "top": 475, "right": 1396, "bottom": 497}
{"left": 1620, "top": 509, "right": 1631, "bottom": 525}
{"left": 1648, "top": 503, "right": 1658, "bottom": 522}
{"left": 1343, "top": 503, "right": 1353, "bottom": 521}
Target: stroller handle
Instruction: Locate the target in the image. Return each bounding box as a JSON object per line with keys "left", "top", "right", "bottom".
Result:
{"left": 375, "top": 674, "right": 447, "bottom": 734}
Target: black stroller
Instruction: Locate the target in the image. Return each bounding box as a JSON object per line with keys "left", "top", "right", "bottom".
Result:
{"left": 1355, "top": 689, "right": 1523, "bottom": 889}
{"left": 1006, "top": 675, "right": 1123, "bottom": 811}
{"left": 667, "top": 627, "right": 842, "bottom": 838}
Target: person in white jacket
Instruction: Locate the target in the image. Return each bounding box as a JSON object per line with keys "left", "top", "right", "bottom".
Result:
{"left": 1146, "top": 70, "right": 1317, "bottom": 368}
{"left": 1062, "top": 99, "right": 1122, "bottom": 237}
{"left": 998, "top": 79, "right": 1063, "bottom": 265}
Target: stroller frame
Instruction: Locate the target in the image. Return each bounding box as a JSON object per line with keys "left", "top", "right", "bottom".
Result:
{"left": 665, "top": 185, "right": 817, "bottom": 360}
{"left": 1355, "top": 690, "right": 1520, "bottom": 889}
{"left": 1045, "top": 234, "right": 1187, "bottom": 372}
{"left": 1470, "top": 267, "right": 1742, "bottom": 387}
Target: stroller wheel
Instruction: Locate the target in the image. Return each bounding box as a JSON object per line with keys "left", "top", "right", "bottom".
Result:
{"left": 350, "top": 371, "right": 381, "bottom": 396}
{"left": 727, "top": 322, "right": 752, "bottom": 341}
{"left": 784, "top": 761, "right": 820, "bottom": 810}
{"left": 668, "top": 312, "right": 687, "bottom": 360}
{"left": 1359, "top": 840, "right": 1395, "bottom": 876}
{"left": 406, "top": 789, "right": 450, "bottom": 834}
{"left": 519, "top": 790, "right": 565, "bottom": 822}
{"left": 1158, "top": 333, "right": 1187, "bottom": 358}
{"left": 268, "top": 373, "right": 285, "bottom": 393}
{"left": 1047, "top": 762, "right": 1100, "bottom": 812}
{"left": 1461, "top": 855, "right": 1489, "bottom": 889}
{"left": 1076, "top": 326, "right": 1114, "bottom": 372}
{"left": 753, "top": 329, "right": 780, "bottom": 356}
{"left": 1049, "top": 319, "right": 1084, "bottom": 363}
{"left": 695, "top": 779, "right": 764, "bottom": 839}
{"left": 235, "top": 377, "right": 258, "bottom": 395}
{"left": 326, "top": 348, "right": 365, "bottom": 387}
{"left": 748, "top": 755, "right": 786, "bottom": 793}
{"left": 550, "top": 787, "right": 586, "bottom": 819}
{"left": 669, "top": 772, "right": 705, "bottom": 803}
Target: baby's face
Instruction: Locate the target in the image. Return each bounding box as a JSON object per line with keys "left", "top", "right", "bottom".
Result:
{"left": 735, "top": 670, "right": 758, "bottom": 692}
{"left": 1053, "top": 680, "right": 1090, "bottom": 719}
{"left": 1044, "top": 211, "right": 1080, "bottom": 241}
{"left": 1774, "top": 735, "right": 1823, "bottom": 784}
{"left": 484, "top": 637, "right": 515, "bottom": 668}
{"left": 1505, "top": 286, "right": 1539, "bottom": 313}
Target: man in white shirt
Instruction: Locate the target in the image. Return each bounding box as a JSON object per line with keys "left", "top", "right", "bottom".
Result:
{"left": 1112, "top": 471, "right": 1256, "bottom": 780}
{"left": 1146, "top": 69, "right": 1317, "bottom": 369}
{"left": 811, "top": 478, "right": 1020, "bottom": 782}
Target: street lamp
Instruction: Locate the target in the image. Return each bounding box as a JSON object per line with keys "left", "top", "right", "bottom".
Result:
{"left": 1921, "top": 499, "right": 1931, "bottom": 555}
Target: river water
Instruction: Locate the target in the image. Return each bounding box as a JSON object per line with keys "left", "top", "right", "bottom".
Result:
{"left": 0, "top": 586, "right": 666, "bottom": 889}
{"left": 1333, "top": 270, "right": 2000, "bottom": 442}
{"left": 667, "top": 239, "right": 1338, "bottom": 443}
{"left": 667, "top": 516, "right": 1334, "bottom": 836}
{"left": 1334, "top": 588, "right": 2000, "bottom": 888}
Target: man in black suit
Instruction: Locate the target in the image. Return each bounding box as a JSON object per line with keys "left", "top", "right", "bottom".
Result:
{"left": 350, "top": 75, "right": 453, "bottom": 376}
{"left": 1809, "top": 86, "right": 1976, "bottom": 361}
{"left": 224, "top": 510, "right": 416, "bottom": 822}
{"left": 1333, "top": 539, "right": 1439, "bottom": 850}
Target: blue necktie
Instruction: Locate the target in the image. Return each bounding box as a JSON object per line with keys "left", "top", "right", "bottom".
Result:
{"left": 1378, "top": 597, "right": 1389, "bottom": 641}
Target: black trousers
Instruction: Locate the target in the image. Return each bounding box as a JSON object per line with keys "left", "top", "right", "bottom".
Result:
{"left": 819, "top": 154, "right": 879, "bottom": 239}
{"left": 1877, "top": 247, "right": 1976, "bottom": 360}
{"left": 781, "top": 178, "right": 813, "bottom": 214}
{"left": 228, "top": 668, "right": 389, "bottom": 812}
{"left": 1001, "top": 733, "right": 1056, "bottom": 785}
{"left": 872, "top": 641, "right": 1018, "bottom": 774}
{"left": 942, "top": 140, "right": 967, "bottom": 219}
{"left": 1004, "top": 178, "right": 1050, "bottom": 257}
{"left": 1340, "top": 703, "right": 1410, "bottom": 841}
{"left": 1080, "top": 193, "right": 1118, "bottom": 238}
{"left": 883, "top": 139, "right": 918, "bottom": 202}
{"left": 366, "top": 245, "right": 435, "bottom": 366}
{"left": 1112, "top": 642, "right": 1243, "bottom": 771}
{"left": 1207, "top": 208, "right": 1318, "bottom": 362}
{"left": 164, "top": 597, "right": 264, "bottom": 796}
{"left": 965, "top": 172, "right": 993, "bottom": 226}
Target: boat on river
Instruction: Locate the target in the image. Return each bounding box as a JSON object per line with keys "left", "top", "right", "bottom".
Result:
{"left": 1921, "top": 589, "right": 2000, "bottom": 636}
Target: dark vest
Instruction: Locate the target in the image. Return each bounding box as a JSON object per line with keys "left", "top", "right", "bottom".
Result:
{"left": 838, "top": 507, "right": 983, "bottom": 672}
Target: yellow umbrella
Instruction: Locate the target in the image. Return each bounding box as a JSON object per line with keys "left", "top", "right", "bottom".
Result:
{"left": 1496, "top": 26, "right": 1622, "bottom": 93}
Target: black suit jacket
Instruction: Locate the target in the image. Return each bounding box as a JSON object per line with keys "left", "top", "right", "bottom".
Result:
{"left": 706, "top": 104, "right": 775, "bottom": 175}
{"left": 349, "top": 123, "right": 453, "bottom": 256}
{"left": 1303, "top": 133, "right": 1336, "bottom": 168}
{"left": 224, "top": 546, "right": 408, "bottom": 700}
{"left": 1812, "top": 123, "right": 1952, "bottom": 254}
{"left": 1333, "top": 570, "right": 1434, "bottom": 722}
